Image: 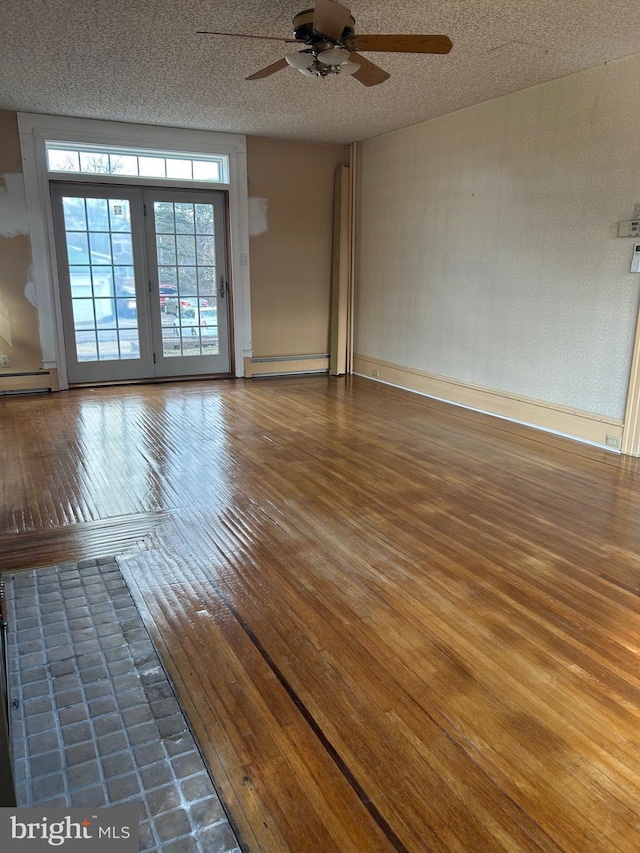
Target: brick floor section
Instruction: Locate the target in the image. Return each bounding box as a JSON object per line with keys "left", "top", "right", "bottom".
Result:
{"left": 6, "top": 557, "right": 241, "bottom": 853}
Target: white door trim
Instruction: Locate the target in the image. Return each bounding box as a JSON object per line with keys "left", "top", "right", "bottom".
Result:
{"left": 621, "top": 302, "right": 640, "bottom": 456}
{"left": 18, "top": 113, "right": 252, "bottom": 388}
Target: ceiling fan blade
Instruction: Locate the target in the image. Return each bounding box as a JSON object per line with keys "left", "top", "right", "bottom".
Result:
{"left": 197, "top": 31, "right": 297, "bottom": 43}
{"left": 349, "top": 53, "right": 390, "bottom": 87}
{"left": 350, "top": 34, "right": 453, "bottom": 54}
{"left": 313, "top": 0, "right": 352, "bottom": 39}
{"left": 246, "top": 58, "right": 289, "bottom": 80}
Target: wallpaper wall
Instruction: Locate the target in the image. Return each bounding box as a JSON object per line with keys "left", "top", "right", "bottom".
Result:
{"left": 355, "top": 53, "right": 640, "bottom": 420}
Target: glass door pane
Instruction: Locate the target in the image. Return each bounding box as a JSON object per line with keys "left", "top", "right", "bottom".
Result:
{"left": 51, "top": 185, "right": 153, "bottom": 383}
{"left": 145, "top": 189, "right": 230, "bottom": 377}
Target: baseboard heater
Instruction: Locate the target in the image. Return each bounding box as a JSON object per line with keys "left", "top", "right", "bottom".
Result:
{"left": 248, "top": 354, "right": 329, "bottom": 378}
{"left": 0, "top": 369, "right": 59, "bottom": 396}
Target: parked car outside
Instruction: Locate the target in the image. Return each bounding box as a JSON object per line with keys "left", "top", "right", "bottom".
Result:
{"left": 164, "top": 294, "right": 210, "bottom": 315}
{"left": 115, "top": 284, "right": 137, "bottom": 321}
{"left": 173, "top": 307, "right": 218, "bottom": 337}
{"left": 159, "top": 284, "right": 178, "bottom": 311}
{"left": 116, "top": 295, "right": 137, "bottom": 321}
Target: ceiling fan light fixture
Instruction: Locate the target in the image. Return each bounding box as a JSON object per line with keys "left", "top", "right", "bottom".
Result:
{"left": 339, "top": 60, "right": 359, "bottom": 75}
{"left": 232, "top": 0, "right": 452, "bottom": 87}
{"left": 285, "top": 50, "right": 315, "bottom": 69}
{"left": 317, "top": 46, "right": 351, "bottom": 65}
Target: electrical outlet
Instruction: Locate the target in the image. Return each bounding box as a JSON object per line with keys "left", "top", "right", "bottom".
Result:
{"left": 372, "top": 369, "right": 380, "bottom": 378}
{"left": 0, "top": 354, "right": 9, "bottom": 368}
{"left": 605, "top": 434, "right": 621, "bottom": 448}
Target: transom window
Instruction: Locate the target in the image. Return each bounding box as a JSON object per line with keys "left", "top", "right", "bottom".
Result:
{"left": 45, "top": 141, "right": 229, "bottom": 185}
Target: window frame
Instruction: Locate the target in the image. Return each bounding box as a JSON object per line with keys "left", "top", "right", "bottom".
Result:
{"left": 45, "top": 141, "right": 230, "bottom": 188}
{"left": 18, "top": 113, "right": 252, "bottom": 389}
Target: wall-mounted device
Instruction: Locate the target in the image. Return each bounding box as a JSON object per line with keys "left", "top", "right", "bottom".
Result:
{"left": 631, "top": 242, "right": 640, "bottom": 273}
{"left": 619, "top": 220, "right": 640, "bottom": 237}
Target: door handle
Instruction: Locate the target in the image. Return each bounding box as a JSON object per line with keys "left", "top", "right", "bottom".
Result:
{"left": 219, "top": 274, "right": 227, "bottom": 299}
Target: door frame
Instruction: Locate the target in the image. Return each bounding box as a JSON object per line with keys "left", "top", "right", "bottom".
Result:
{"left": 144, "top": 187, "right": 231, "bottom": 378}
{"left": 622, "top": 307, "right": 640, "bottom": 455}
{"left": 51, "top": 183, "right": 233, "bottom": 383}
{"left": 18, "top": 113, "right": 252, "bottom": 390}
{"left": 50, "top": 183, "right": 155, "bottom": 384}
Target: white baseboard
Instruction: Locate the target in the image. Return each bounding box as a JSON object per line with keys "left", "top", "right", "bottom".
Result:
{"left": 353, "top": 355, "right": 623, "bottom": 451}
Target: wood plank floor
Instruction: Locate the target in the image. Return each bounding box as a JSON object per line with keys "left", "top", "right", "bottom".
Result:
{"left": 2, "top": 376, "right": 640, "bottom": 852}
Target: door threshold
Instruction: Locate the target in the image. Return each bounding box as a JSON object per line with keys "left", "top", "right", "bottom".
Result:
{"left": 69, "top": 373, "right": 234, "bottom": 389}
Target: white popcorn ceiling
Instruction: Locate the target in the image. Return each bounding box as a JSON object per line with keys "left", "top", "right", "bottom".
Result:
{"left": 1, "top": 0, "right": 640, "bottom": 144}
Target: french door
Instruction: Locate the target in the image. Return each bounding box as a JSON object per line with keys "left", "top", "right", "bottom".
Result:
{"left": 51, "top": 184, "right": 230, "bottom": 384}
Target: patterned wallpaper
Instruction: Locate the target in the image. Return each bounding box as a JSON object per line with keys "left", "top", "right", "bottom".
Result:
{"left": 355, "top": 53, "right": 640, "bottom": 420}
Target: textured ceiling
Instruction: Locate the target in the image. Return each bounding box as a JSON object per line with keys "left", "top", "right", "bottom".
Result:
{"left": 2, "top": 0, "right": 640, "bottom": 145}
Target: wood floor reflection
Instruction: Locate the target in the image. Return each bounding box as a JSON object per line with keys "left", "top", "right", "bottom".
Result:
{"left": 2, "top": 376, "right": 640, "bottom": 852}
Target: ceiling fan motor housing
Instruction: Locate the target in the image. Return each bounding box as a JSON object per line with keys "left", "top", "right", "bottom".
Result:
{"left": 292, "top": 9, "right": 355, "bottom": 45}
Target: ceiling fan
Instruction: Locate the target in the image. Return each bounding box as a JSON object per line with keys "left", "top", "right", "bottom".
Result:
{"left": 197, "top": 0, "right": 452, "bottom": 87}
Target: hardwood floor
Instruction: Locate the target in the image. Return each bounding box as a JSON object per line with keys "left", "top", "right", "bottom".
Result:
{"left": 2, "top": 376, "right": 640, "bottom": 852}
